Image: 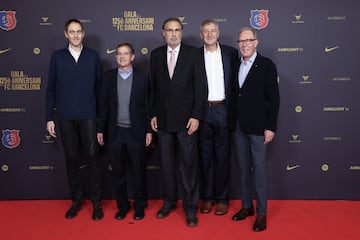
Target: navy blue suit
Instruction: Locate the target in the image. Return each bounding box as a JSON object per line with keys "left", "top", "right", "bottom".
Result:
{"left": 198, "top": 44, "right": 237, "bottom": 205}
{"left": 98, "top": 67, "right": 151, "bottom": 209}
{"left": 229, "top": 53, "right": 280, "bottom": 215}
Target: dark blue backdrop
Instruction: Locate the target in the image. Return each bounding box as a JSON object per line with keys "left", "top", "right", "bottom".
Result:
{"left": 0, "top": 0, "right": 359, "bottom": 200}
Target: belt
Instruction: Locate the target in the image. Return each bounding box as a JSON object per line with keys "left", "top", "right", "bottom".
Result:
{"left": 208, "top": 100, "right": 225, "bottom": 106}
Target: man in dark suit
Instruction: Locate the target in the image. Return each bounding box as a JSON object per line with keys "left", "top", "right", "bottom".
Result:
{"left": 97, "top": 42, "right": 152, "bottom": 221}
{"left": 150, "top": 17, "right": 206, "bottom": 227}
{"left": 198, "top": 19, "right": 238, "bottom": 216}
{"left": 230, "top": 27, "right": 280, "bottom": 232}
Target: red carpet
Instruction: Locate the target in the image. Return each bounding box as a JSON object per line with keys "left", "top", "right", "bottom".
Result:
{"left": 1, "top": 199, "right": 359, "bottom": 240}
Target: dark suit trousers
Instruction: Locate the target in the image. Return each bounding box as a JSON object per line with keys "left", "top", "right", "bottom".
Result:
{"left": 58, "top": 119, "right": 102, "bottom": 204}
{"left": 233, "top": 122, "right": 268, "bottom": 215}
{"left": 157, "top": 130, "right": 199, "bottom": 214}
{"left": 109, "top": 127, "right": 147, "bottom": 209}
{"left": 199, "top": 104, "right": 230, "bottom": 204}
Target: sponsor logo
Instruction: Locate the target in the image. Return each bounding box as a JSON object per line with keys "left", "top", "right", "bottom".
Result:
{"left": 323, "top": 106, "right": 349, "bottom": 112}
{"left": 40, "top": 17, "right": 51, "bottom": 26}
{"left": 321, "top": 164, "right": 329, "bottom": 172}
{"left": 300, "top": 75, "right": 312, "bottom": 84}
{"left": 286, "top": 165, "right": 301, "bottom": 171}
{"left": 106, "top": 48, "right": 116, "bottom": 54}
{"left": 1, "top": 164, "right": 9, "bottom": 172}
{"left": 292, "top": 15, "right": 304, "bottom": 24}
{"left": 350, "top": 166, "right": 360, "bottom": 170}
{"left": 325, "top": 46, "right": 338, "bottom": 53}
{"left": 0, "top": 11, "right": 17, "bottom": 31}
{"left": 250, "top": 9, "right": 269, "bottom": 30}
{"left": 0, "top": 48, "right": 11, "bottom": 54}
{"left": 1, "top": 129, "right": 21, "bottom": 149}
{"left": 289, "top": 134, "right": 301, "bottom": 143}
{"left": 295, "top": 106, "right": 302, "bottom": 113}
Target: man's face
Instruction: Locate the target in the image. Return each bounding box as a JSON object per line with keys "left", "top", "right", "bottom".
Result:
{"left": 116, "top": 46, "right": 135, "bottom": 69}
{"left": 238, "top": 29, "right": 258, "bottom": 61}
{"left": 162, "top": 21, "right": 182, "bottom": 49}
{"left": 200, "top": 23, "right": 219, "bottom": 47}
{"left": 64, "top": 22, "right": 84, "bottom": 48}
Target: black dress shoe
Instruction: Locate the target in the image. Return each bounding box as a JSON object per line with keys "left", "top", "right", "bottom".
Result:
{"left": 232, "top": 207, "right": 254, "bottom": 221}
{"left": 134, "top": 207, "right": 145, "bottom": 220}
{"left": 92, "top": 203, "right": 104, "bottom": 221}
{"left": 253, "top": 215, "right": 267, "bottom": 232}
{"left": 65, "top": 202, "right": 82, "bottom": 219}
{"left": 186, "top": 213, "right": 198, "bottom": 227}
{"left": 157, "top": 205, "right": 176, "bottom": 218}
{"left": 115, "top": 206, "right": 130, "bottom": 220}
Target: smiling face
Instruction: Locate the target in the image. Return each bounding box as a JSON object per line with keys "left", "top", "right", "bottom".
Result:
{"left": 115, "top": 45, "right": 135, "bottom": 70}
{"left": 64, "top": 22, "right": 84, "bottom": 49}
{"left": 200, "top": 22, "right": 219, "bottom": 49}
{"left": 238, "top": 29, "right": 258, "bottom": 61}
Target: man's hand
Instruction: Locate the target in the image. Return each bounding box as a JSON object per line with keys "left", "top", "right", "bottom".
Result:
{"left": 186, "top": 118, "right": 199, "bottom": 135}
{"left": 151, "top": 117, "right": 158, "bottom": 132}
{"left": 264, "top": 130, "right": 275, "bottom": 144}
{"left": 97, "top": 133, "right": 104, "bottom": 146}
{"left": 46, "top": 121, "right": 57, "bottom": 138}
{"left": 145, "top": 133, "right": 153, "bottom": 147}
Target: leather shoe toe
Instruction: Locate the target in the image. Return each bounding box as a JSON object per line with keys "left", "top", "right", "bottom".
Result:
{"left": 232, "top": 207, "right": 254, "bottom": 221}
{"left": 200, "top": 201, "right": 213, "bottom": 214}
{"left": 92, "top": 203, "right": 104, "bottom": 220}
{"left": 115, "top": 207, "right": 130, "bottom": 220}
{"left": 65, "top": 202, "right": 81, "bottom": 219}
{"left": 157, "top": 206, "right": 176, "bottom": 218}
{"left": 186, "top": 213, "right": 198, "bottom": 227}
{"left": 253, "top": 215, "right": 267, "bottom": 232}
{"left": 134, "top": 207, "right": 145, "bottom": 220}
{"left": 215, "top": 203, "right": 229, "bottom": 215}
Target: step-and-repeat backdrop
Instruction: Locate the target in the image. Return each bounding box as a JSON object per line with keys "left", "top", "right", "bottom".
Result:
{"left": 1, "top": 0, "right": 359, "bottom": 200}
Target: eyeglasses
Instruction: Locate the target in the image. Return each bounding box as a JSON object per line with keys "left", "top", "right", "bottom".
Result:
{"left": 164, "top": 28, "right": 182, "bottom": 34}
{"left": 237, "top": 39, "right": 256, "bottom": 44}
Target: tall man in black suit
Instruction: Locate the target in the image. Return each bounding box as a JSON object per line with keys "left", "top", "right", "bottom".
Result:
{"left": 97, "top": 42, "right": 152, "bottom": 221}
{"left": 150, "top": 17, "right": 206, "bottom": 227}
{"left": 198, "top": 19, "right": 238, "bottom": 216}
{"left": 230, "top": 27, "right": 280, "bottom": 232}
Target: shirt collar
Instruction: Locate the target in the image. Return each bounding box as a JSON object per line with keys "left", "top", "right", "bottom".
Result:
{"left": 241, "top": 51, "right": 257, "bottom": 64}
{"left": 167, "top": 44, "right": 180, "bottom": 53}
{"left": 204, "top": 42, "right": 220, "bottom": 54}
{"left": 118, "top": 66, "right": 133, "bottom": 75}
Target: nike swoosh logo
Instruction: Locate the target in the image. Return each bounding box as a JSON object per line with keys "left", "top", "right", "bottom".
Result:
{"left": 106, "top": 48, "right": 116, "bottom": 54}
{"left": 0, "top": 48, "right": 12, "bottom": 54}
{"left": 324, "top": 46, "right": 338, "bottom": 53}
{"left": 286, "top": 165, "right": 301, "bottom": 171}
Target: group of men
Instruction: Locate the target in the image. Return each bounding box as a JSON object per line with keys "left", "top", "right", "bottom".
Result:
{"left": 45, "top": 17, "right": 279, "bottom": 232}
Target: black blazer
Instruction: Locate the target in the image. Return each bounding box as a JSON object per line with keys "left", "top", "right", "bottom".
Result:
{"left": 97, "top": 67, "right": 151, "bottom": 143}
{"left": 200, "top": 44, "right": 238, "bottom": 121}
{"left": 229, "top": 53, "right": 280, "bottom": 135}
{"left": 150, "top": 44, "right": 207, "bottom": 132}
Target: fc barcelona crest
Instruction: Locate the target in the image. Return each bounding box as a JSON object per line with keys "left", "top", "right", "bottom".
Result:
{"left": 2, "top": 129, "right": 21, "bottom": 149}
{"left": 0, "top": 10, "right": 17, "bottom": 31}
{"left": 250, "top": 9, "right": 269, "bottom": 30}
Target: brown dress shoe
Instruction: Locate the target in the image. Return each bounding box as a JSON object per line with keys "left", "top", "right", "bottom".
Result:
{"left": 253, "top": 215, "right": 267, "bottom": 232}
{"left": 232, "top": 207, "right": 254, "bottom": 221}
{"left": 200, "top": 201, "right": 213, "bottom": 214}
{"left": 215, "top": 203, "right": 229, "bottom": 215}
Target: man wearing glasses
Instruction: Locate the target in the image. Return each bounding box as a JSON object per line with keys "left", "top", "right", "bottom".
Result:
{"left": 230, "top": 27, "right": 280, "bottom": 232}
{"left": 150, "top": 17, "right": 206, "bottom": 227}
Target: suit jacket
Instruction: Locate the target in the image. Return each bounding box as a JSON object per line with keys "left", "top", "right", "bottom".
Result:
{"left": 97, "top": 67, "right": 151, "bottom": 143}
{"left": 200, "top": 44, "right": 238, "bottom": 122}
{"left": 150, "top": 44, "right": 207, "bottom": 132}
{"left": 229, "top": 53, "right": 280, "bottom": 135}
